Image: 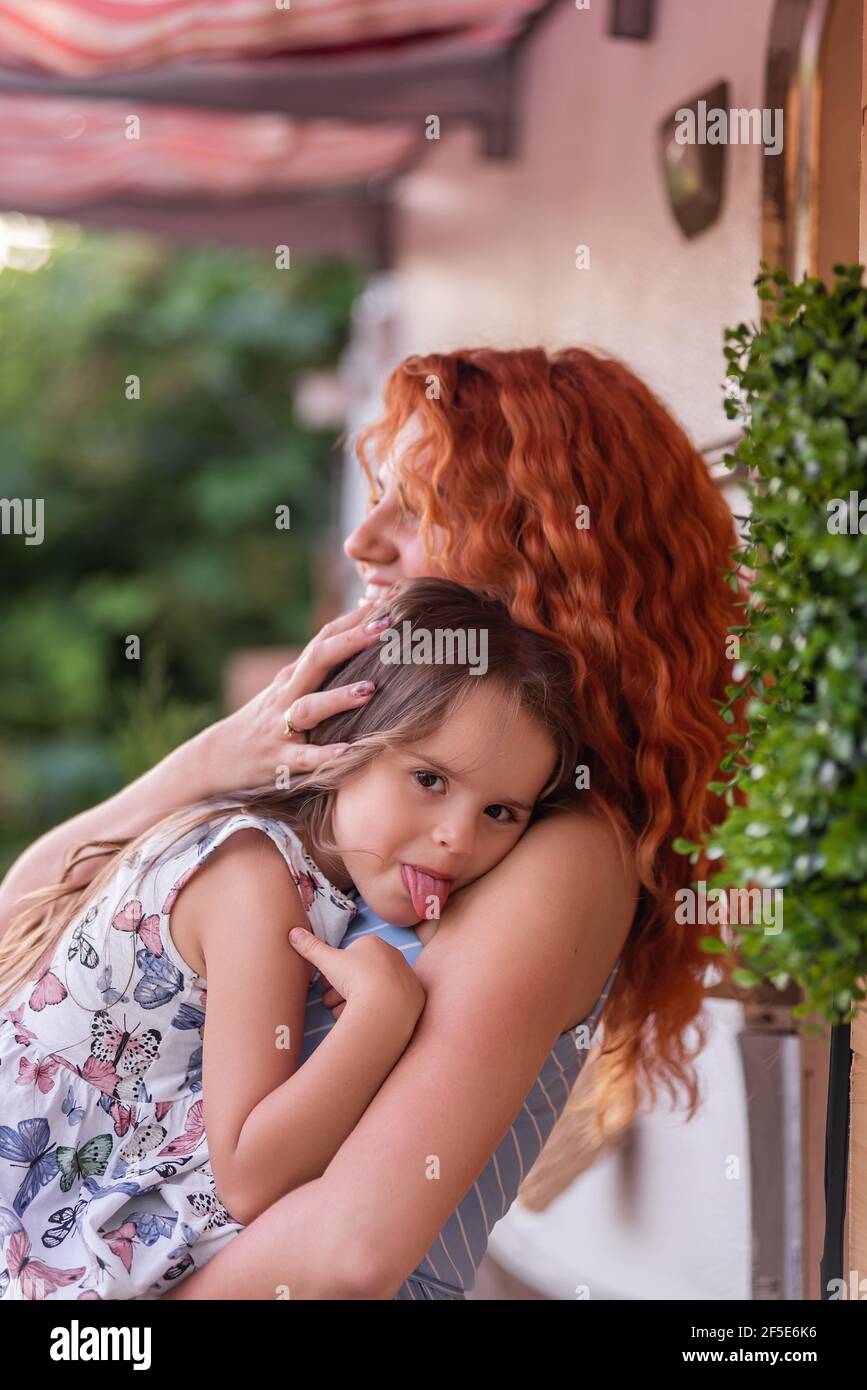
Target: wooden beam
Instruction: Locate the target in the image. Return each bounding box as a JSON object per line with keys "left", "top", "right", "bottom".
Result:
{"left": 0, "top": 188, "right": 396, "bottom": 265}
{"left": 738, "top": 1008, "right": 804, "bottom": 1299}
{"left": 0, "top": 42, "right": 521, "bottom": 158}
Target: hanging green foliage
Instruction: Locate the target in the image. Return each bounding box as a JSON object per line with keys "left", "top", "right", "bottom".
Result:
{"left": 685, "top": 262, "right": 867, "bottom": 1029}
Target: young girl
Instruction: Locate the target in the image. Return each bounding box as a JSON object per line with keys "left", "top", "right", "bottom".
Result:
{"left": 0, "top": 577, "right": 586, "bottom": 1300}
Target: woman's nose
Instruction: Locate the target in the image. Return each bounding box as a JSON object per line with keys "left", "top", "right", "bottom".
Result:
{"left": 343, "top": 507, "right": 396, "bottom": 566}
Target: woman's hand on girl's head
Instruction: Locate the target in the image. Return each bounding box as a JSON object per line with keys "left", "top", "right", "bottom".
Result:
{"left": 0, "top": 600, "right": 386, "bottom": 942}
{"left": 201, "top": 600, "right": 387, "bottom": 793}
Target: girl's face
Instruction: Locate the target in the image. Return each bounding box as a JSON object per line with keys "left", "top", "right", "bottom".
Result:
{"left": 343, "top": 414, "right": 450, "bottom": 601}
{"left": 319, "top": 685, "right": 558, "bottom": 927}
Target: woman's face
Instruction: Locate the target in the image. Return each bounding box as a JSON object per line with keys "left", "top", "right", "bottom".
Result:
{"left": 322, "top": 684, "right": 557, "bottom": 928}
{"left": 343, "top": 415, "right": 450, "bottom": 602}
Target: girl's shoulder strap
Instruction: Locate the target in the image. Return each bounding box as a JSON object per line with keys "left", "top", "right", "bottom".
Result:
{"left": 151, "top": 810, "right": 357, "bottom": 949}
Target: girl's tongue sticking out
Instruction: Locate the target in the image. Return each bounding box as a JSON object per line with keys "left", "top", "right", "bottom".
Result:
{"left": 400, "top": 864, "right": 452, "bottom": 920}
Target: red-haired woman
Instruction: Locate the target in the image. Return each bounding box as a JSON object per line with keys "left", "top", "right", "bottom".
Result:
{"left": 0, "top": 347, "right": 744, "bottom": 1300}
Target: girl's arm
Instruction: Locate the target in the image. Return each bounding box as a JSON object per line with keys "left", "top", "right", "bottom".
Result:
{"left": 176, "top": 829, "right": 420, "bottom": 1228}
{"left": 162, "top": 808, "right": 638, "bottom": 1300}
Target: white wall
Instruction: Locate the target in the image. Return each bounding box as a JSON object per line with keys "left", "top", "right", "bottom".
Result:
{"left": 486, "top": 1000, "right": 752, "bottom": 1300}
{"left": 393, "top": 0, "right": 778, "bottom": 450}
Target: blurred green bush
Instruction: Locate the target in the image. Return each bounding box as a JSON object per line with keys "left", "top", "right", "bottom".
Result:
{"left": 0, "top": 223, "right": 362, "bottom": 874}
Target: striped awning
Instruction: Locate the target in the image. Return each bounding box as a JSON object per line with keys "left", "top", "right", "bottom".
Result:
{"left": 0, "top": 0, "right": 555, "bottom": 259}
{"left": 0, "top": 96, "right": 419, "bottom": 204}
{"left": 0, "top": 0, "right": 549, "bottom": 77}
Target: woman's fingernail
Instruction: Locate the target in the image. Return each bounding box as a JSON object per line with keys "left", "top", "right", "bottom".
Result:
{"left": 365, "top": 615, "right": 390, "bottom": 630}
{"left": 352, "top": 680, "right": 375, "bottom": 696}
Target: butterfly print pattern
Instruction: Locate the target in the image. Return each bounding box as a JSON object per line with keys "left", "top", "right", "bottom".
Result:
{"left": 0, "top": 812, "right": 356, "bottom": 1299}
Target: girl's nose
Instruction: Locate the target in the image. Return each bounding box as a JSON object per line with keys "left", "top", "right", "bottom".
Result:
{"left": 432, "top": 818, "right": 475, "bottom": 861}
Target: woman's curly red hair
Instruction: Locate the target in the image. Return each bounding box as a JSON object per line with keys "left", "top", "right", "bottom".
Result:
{"left": 355, "top": 346, "right": 749, "bottom": 1152}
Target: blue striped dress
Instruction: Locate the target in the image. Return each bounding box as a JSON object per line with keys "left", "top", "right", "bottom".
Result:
{"left": 299, "top": 899, "right": 621, "bottom": 1301}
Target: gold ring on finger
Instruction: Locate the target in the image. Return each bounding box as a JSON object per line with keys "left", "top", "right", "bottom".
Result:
{"left": 283, "top": 709, "right": 299, "bottom": 738}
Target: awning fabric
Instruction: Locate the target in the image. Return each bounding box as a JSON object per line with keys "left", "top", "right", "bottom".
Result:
{"left": 0, "top": 0, "right": 548, "bottom": 77}
{"left": 0, "top": 96, "right": 419, "bottom": 203}
{"left": 0, "top": 0, "right": 553, "bottom": 253}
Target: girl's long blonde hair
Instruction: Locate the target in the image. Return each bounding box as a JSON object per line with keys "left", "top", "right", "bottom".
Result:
{"left": 0, "top": 578, "right": 589, "bottom": 1013}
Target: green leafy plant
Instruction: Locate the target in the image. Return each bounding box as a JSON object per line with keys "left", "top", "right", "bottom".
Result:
{"left": 0, "top": 224, "right": 362, "bottom": 873}
{"left": 688, "top": 262, "right": 867, "bottom": 1028}
{"left": 110, "top": 644, "right": 212, "bottom": 783}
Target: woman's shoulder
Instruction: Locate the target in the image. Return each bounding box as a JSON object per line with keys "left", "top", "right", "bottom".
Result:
{"left": 419, "top": 802, "right": 637, "bottom": 1036}
{"left": 511, "top": 803, "right": 639, "bottom": 899}
{"left": 531, "top": 799, "right": 631, "bottom": 845}
{"left": 526, "top": 801, "right": 636, "bottom": 920}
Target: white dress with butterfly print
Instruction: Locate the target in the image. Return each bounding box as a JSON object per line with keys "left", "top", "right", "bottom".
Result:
{"left": 0, "top": 811, "right": 358, "bottom": 1300}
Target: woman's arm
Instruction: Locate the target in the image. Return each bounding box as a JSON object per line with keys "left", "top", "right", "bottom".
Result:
{"left": 0, "top": 602, "right": 381, "bottom": 940}
{"left": 0, "top": 726, "right": 218, "bottom": 938}
{"left": 162, "top": 808, "right": 637, "bottom": 1300}
{"left": 184, "top": 829, "right": 421, "bottom": 1227}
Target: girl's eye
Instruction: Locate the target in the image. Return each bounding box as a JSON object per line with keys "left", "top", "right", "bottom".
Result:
{"left": 414, "top": 770, "right": 445, "bottom": 793}
{"left": 413, "top": 772, "right": 518, "bottom": 825}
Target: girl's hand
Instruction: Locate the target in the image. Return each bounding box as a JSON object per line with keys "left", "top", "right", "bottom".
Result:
{"left": 316, "top": 978, "right": 347, "bottom": 1023}
{"left": 318, "top": 972, "right": 347, "bottom": 1021}
{"left": 289, "top": 928, "right": 426, "bottom": 1035}
{"left": 201, "top": 599, "right": 391, "bottom": 793}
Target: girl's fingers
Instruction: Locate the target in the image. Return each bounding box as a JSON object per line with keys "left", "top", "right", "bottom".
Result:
{"left": 288, "top": 927, "right": 326, "bottom": 962}
{"left": 314, "top": 969, "right": 346, "bottom": 1017}
{"left": 288, "top": 930, "right": 351, "bottom": 1012}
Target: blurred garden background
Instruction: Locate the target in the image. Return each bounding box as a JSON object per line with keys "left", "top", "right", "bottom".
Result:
{"left": 0, "top": 0, "right": 864, "bottom": 1304}
{"left": 0, "top": 222, "right": 362, "bottom": 874}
